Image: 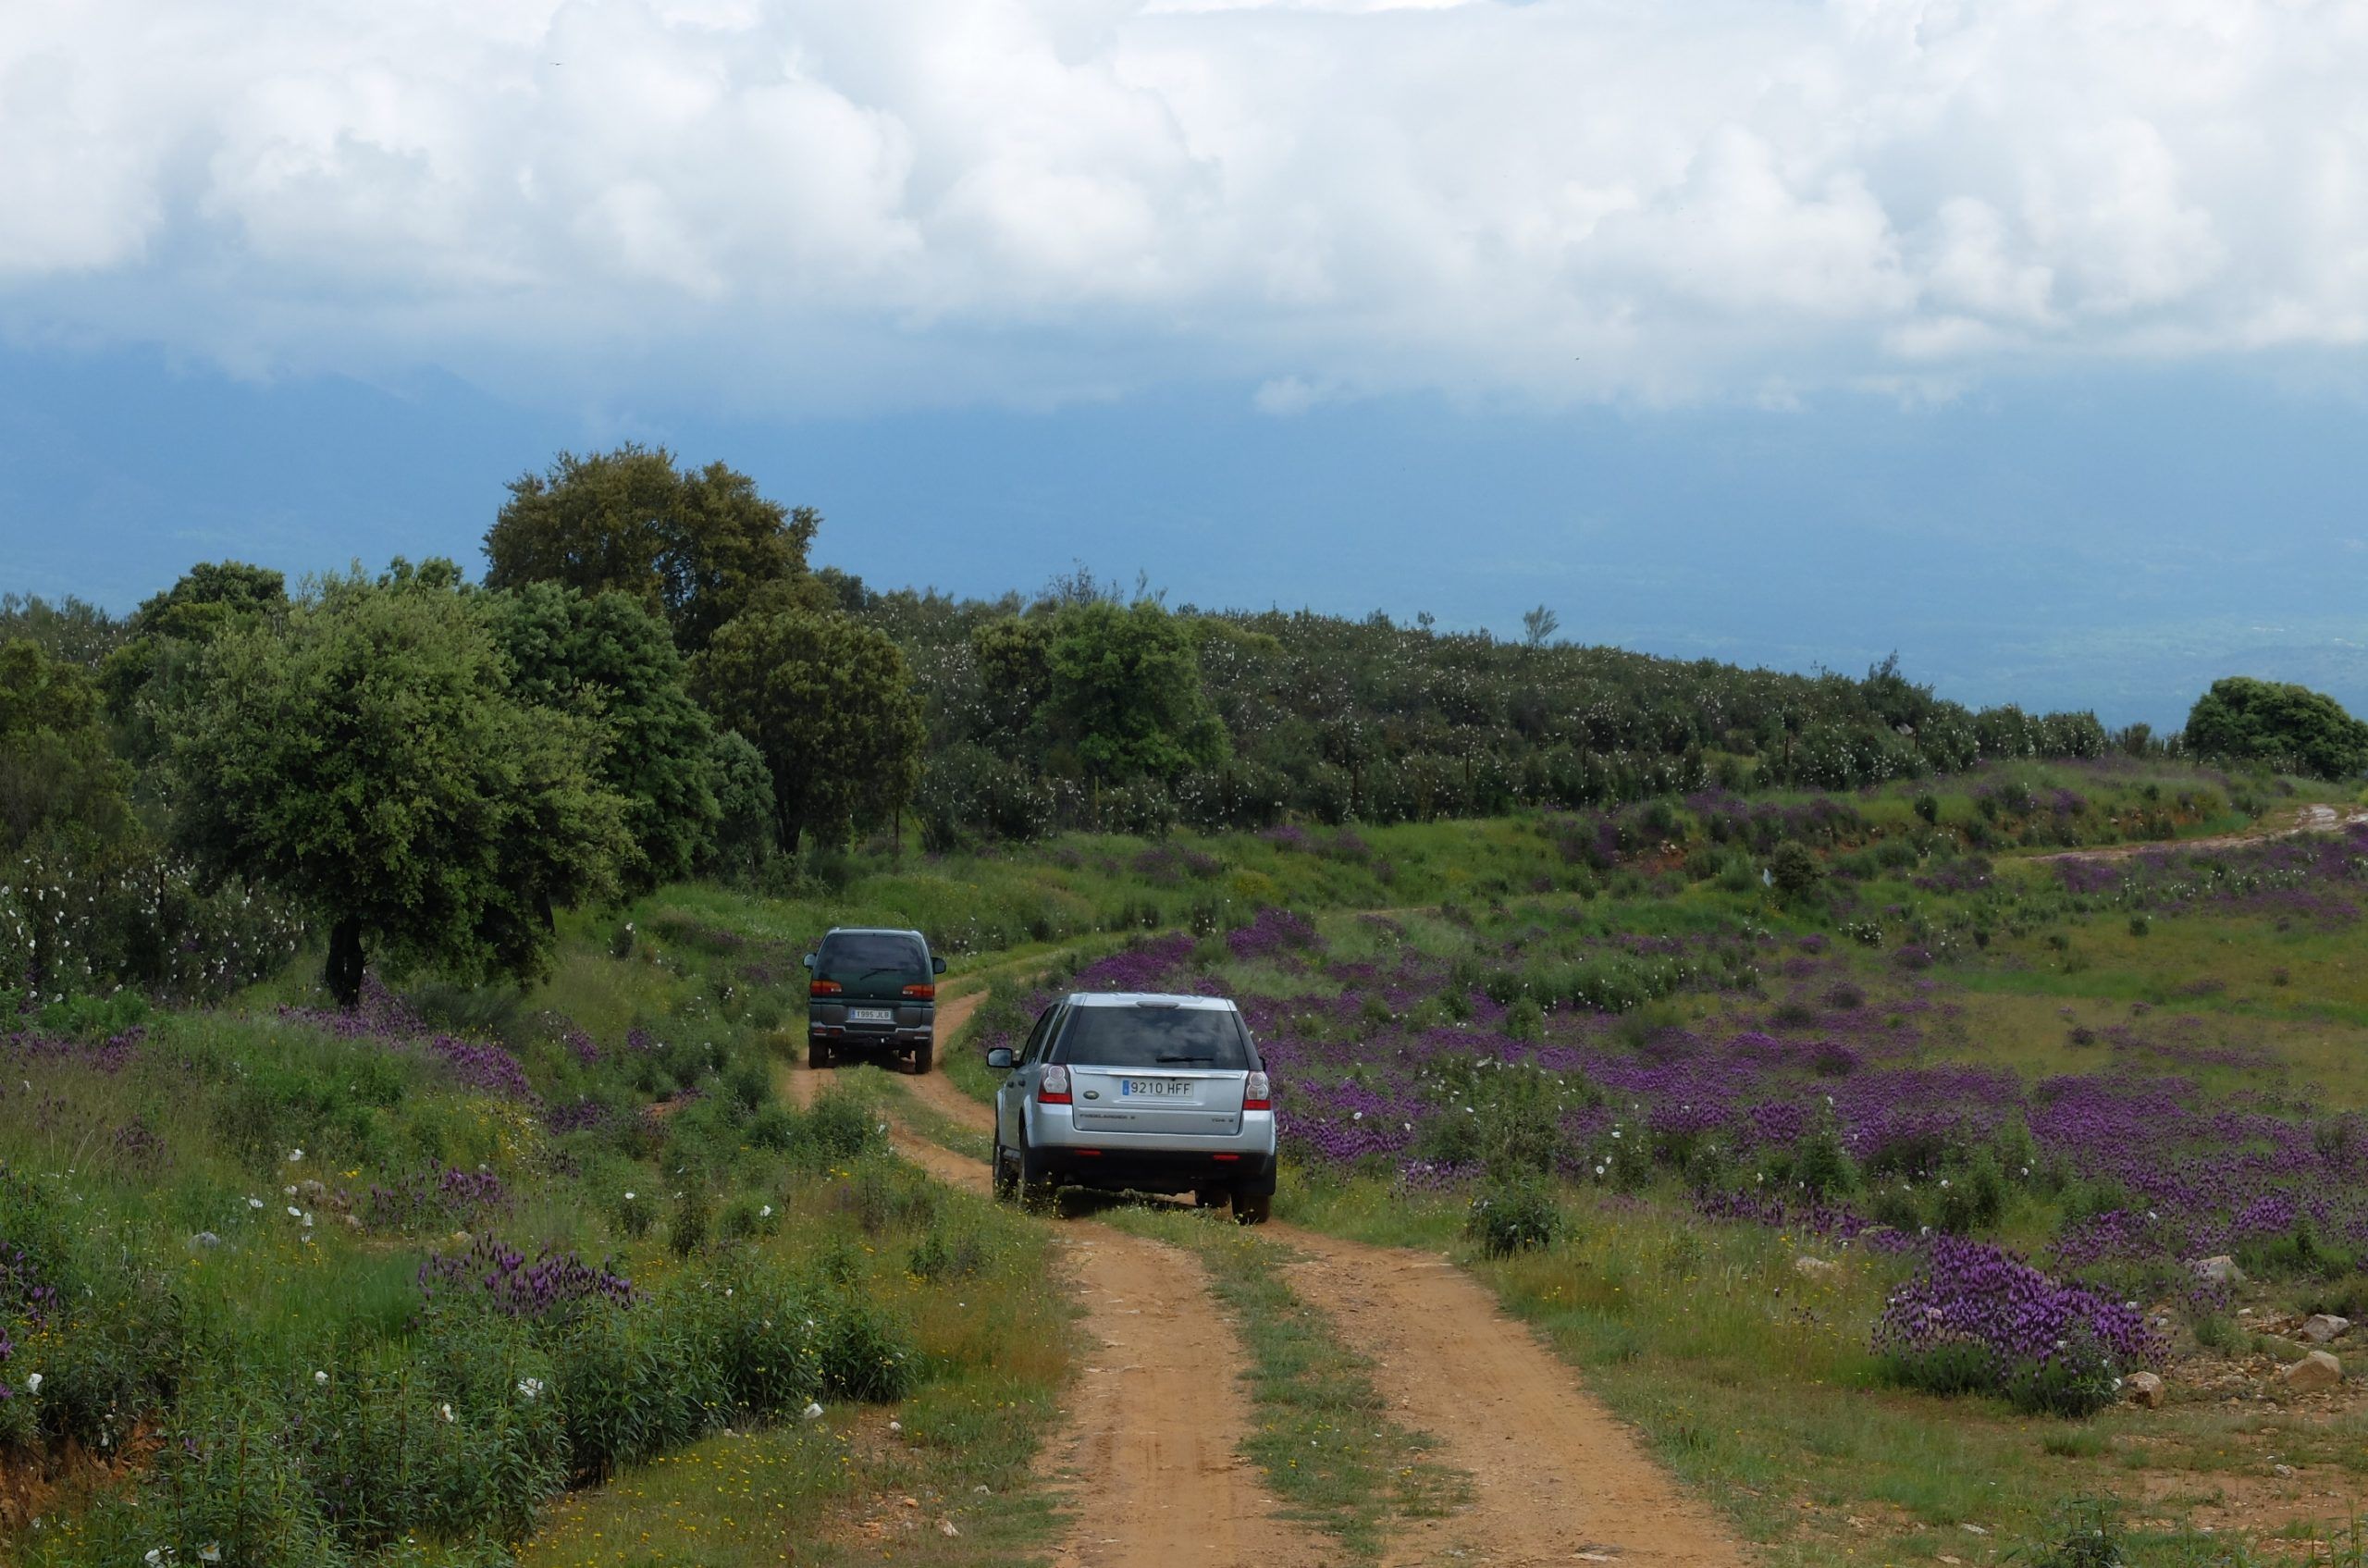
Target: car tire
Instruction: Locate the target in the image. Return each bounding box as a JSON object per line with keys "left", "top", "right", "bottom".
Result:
{"left": 1231, "top": 1191, "right": 1271, "bottom": 1225}
{"left": 993, "top": 1142, "right": 1018, "bottom": 1203}
{"left": 807, "top": 1040, "right": 832, "bottom": 1070}
{"left": 1017, "top": 1133, "right": 1054, "bottom": 1210}
{"left": 910, "top": 1038, "right": 933, "bottom": 1076}
{"left": 1192, "top": 1188, "right": 1224, "bottom": 1210}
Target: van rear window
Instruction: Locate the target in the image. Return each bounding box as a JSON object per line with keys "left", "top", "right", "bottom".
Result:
{"left": 818, "top": 933, "right": 928, "bottom": 980}
{"left": 1053, "top": 1006, "right": 1251, "bottom": 1068}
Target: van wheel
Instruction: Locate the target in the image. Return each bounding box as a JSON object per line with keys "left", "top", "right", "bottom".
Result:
{"left": 807, "top": 1041, "right": 832, "bottom": 1070}
{"left": 910, "top": 1040, "right": 933, "bottom": 1076}
{"left": 1231, "top": 1191, "right": 1271, "bottom": 1225}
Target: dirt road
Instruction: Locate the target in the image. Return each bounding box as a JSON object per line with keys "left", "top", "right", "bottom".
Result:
{"left": 789, "top": 989, "right": 1748, "bottom": 1568}
{"left": 790, "top": 994, "right": 1340, "bottom": 1568}
{"left": 2030, "top": 802, "right": 2368, "bottom": 864}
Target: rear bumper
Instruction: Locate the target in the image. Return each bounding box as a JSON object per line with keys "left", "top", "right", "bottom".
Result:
{"left": 1036, "top": 1144, "right": 1277, "bottom": 1195}
{"left": 810, "top": 1022, "right": 933, "bottom": 1048}
{"left": 1024, "top": 1106, "right": 1278, "bottom": 1194}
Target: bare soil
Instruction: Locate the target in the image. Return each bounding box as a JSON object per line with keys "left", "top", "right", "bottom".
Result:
{"left": 799, "top": 991, "right": 1749, "bottom": 1568}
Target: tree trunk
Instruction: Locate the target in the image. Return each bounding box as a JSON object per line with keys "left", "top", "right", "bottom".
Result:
{"left": 326, "top": 917, "right": 364, "bottom": 1010}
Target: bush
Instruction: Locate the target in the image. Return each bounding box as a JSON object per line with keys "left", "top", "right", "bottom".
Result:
{"left": 1874, "top": 1237, "right": 2159, "bottom": 1418}
{"left": 1465, "top": 1179, "right": 1566, "bottom": 1258}
{"left": 1769, "top": 841, "right": 1824, "bottom": 899}
{"left": 1790, "top": 1102, "right": 1858, "bottom": 1199}
{"left": 1934, "top": 1147, "right": 2008, "bottom": 1234}
{"left": 800, "top": 1088, "right": 882, "bottom": 1165}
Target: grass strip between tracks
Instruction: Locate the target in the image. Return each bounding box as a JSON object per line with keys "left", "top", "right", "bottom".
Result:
{"left": 1103, "top": 1204, "right": 1470, "bottom": 1559}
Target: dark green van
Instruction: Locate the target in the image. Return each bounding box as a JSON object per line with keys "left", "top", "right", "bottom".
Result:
{"left": 803, "top": 927, "right": 946, "bottom": 1074}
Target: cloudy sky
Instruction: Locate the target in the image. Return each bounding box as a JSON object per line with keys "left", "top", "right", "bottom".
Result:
{"left": 5, "top": 0, "right": 2366, "bottom": 722}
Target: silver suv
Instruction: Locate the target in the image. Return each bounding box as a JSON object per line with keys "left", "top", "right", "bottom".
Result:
{"left": 987, "top": 992, "right": 1276, "bottom": 1223}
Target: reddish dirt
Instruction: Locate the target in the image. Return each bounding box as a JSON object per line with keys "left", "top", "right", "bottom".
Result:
{"left": 1271, "top": 1228, "right": 1744, "bottom": 1568}
{"left": 853, "top": 992, "right": 1748, "bottom": 1568}
{"left": 793, "top": 992, "right": 1334, "bottom": 1567}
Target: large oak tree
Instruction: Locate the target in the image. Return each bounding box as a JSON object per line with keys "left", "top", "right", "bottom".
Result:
{"left": 483, "top": 445, "right": 817, "bottom": 653}
{"left": 170, "top": 567, "right": 631, "bottom": 1006}
{"left": 691, "top": 604, "right": 923, "bottom": 855}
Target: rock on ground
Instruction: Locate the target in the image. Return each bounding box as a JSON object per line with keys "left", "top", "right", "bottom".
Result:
{"left": 2278, "top": 1351, "right": 2343, "bottom": 1394}
{"left": 2300, "top": 1314, "right": 2351, "bottom": 1344}
{"left": 2124, "top": 1371, "right": 2165, "bottom": 1408}
{"left": 2197, "top": 1255, "right": 2247, "bottom": 1286}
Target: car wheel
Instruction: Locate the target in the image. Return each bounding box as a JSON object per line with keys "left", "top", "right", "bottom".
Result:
{"left": 1017, "top": 1134, "right": 1054, "bottom": 1210}
{"left": 1192, "top": 1188, "right": 1224, "bottom": 1210}
{"left": 910, "top": 1038, "right": 933, "bottom": 1075}
{"left": 992, "top": 1142, "right": 1018, "bottom": 1202}
{"left": 1231, "top": 1191, "right": 1271, "bottom": 1226}
{"left": 807, "top": 1040, "right": 832, "bottom": 1070}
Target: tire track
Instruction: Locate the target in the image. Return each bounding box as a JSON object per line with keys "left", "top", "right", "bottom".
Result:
{"left": 789, "top": 989, "right": 1339, "bottom": 1568}
{"left": 828, "top": 988, "right": 1748, "bottom": 1568}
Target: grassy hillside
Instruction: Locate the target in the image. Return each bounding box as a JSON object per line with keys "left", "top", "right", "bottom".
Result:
{"left": 5, "top": 756, "right": 2363, "bottom": 1566}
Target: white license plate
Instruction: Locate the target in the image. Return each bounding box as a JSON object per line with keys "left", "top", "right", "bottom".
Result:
{"left": 1120, "top": 1078, "right": 1194, "bottom": 1099}
{"left": 849, "top": 1007, "right": 894, "bottom": 1023}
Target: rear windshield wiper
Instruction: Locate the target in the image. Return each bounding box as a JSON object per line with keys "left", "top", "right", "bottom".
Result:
{"left": 853, "top": 966, "right": 908, "bottom": 980}
{"left": 1154, "top": 1054, "right": 1216, "bottom": 1064}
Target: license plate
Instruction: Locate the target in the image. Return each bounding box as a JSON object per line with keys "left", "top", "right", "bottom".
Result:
{"left": 849, "top": 1007, "right": 893, "bottom": 1023}
{"left": 1120, "top": 1078, "right": 1194, "bottom": 1099}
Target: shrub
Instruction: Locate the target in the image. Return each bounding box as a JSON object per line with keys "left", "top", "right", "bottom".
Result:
{"left": 1769, "top": 841, "right": 1823, "bottom": 899}
{"left": 1874, "top": 1237, "right": 2159, "bottom": 1417}
{"left": 1791, "top": 1101, "right": 1859, "bottom": 1199}
{"left": 816, "top": 1290, "right": 916, "bottom": 1401}
{"left": 1465, "top": 1178, "right": 1566, "bottom": 1258}
{"left": 800, "top": 1088, "right": 882, "bottom": 1165}
{"left": 1934, "top": 1148, "right": 2008, "bottom": 1234}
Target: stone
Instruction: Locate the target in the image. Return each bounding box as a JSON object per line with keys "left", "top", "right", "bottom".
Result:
{"left": 2125, "top": 1371, "right": 2165, "bottom": 1409}
{"left": 2198, "top": 1255, "right": 2247, "bottom": 1286}
{"left": 2278, "top": 1351, "right": 2343, "bottom": 1394}
{"left": 191, "top": 1231, "right": 222, "bottom": 1248}
{"left": 2300, "top": 1314, "right": 2351, "bottom": 1345}
{"left": 1794, "top": 1255, "right": 1840, "bottom": 1281}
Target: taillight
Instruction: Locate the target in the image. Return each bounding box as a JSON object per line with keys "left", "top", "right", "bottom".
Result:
{"left": 1243, "top": 1070, "right": 1271, "bottom": 1112}
{"left": 902, "top": 983, "right": 936, "bottom": 999}
{"left": 809, "top": 980, "right": 842, "bottom": 996}
{"left": 1039, "top": 1064, "right": 1072, "bottom": 1105}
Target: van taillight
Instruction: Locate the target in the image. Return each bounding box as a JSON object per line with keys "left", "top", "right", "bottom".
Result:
{"left": 1243, "top": 1070, "right": 1271, "bottom": 1112}
{"left": 809, "top": 980, "right": 842, "bottom": 996}
{"left": 1039, "top": 1064, "right": 1072, "bottom": 1105}
{"left": 902, "top": 983, "right": 936, "bottom": 999}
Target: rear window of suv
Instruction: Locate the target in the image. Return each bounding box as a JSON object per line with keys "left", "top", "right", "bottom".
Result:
{"left": 1052, "top": 1004, "right": 1252, "bottom": 1069}
{"left": 818, "top": 932, "right": 929, "bottom": 982}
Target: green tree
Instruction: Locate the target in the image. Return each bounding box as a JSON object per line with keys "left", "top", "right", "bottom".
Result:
{"left": 98, "top": 562, "right": 290, "bottom": 746}
{"left": 968, "top": 614, "right": 1053, "bottom": 744}
{"left": 489, "top": 582, "right": 721, "bottom": 892}
{"left": 1043, "top": 600, "right": 1228, "bottom": 784}
{"left": 704, "top": 728, "right": 776, "bottom": 877}
{"left": 169, "top": 571, "right": 631, "bottom": 1006}
{"left": 0, "top": 594, "right": 125, "bottom": 670}
{"left": 691, "top": 607, "right": 924, "bottom": 855}
{"left": 2185, "top": 676, "right": 2368, "bottom": 781}
{"left": 483, "top": 445, "right": 817, "bottom": 651}
{"left": 0, "top": 640, "right": 132, "bottom": 854}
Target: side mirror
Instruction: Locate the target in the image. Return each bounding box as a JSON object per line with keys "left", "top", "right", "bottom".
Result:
{"left": 931, "top": 955, "right": 947, "bottom": 975}
{"left": 985, "top": 1047, "right": 1015, "bottom": 1070}
{"left": 801, "top": 954, "right": 815, "bottom": 970}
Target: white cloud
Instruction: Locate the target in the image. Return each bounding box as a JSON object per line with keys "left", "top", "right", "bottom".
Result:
{"left": 2, "top": 0, "right": 2365, "bottom": 407}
